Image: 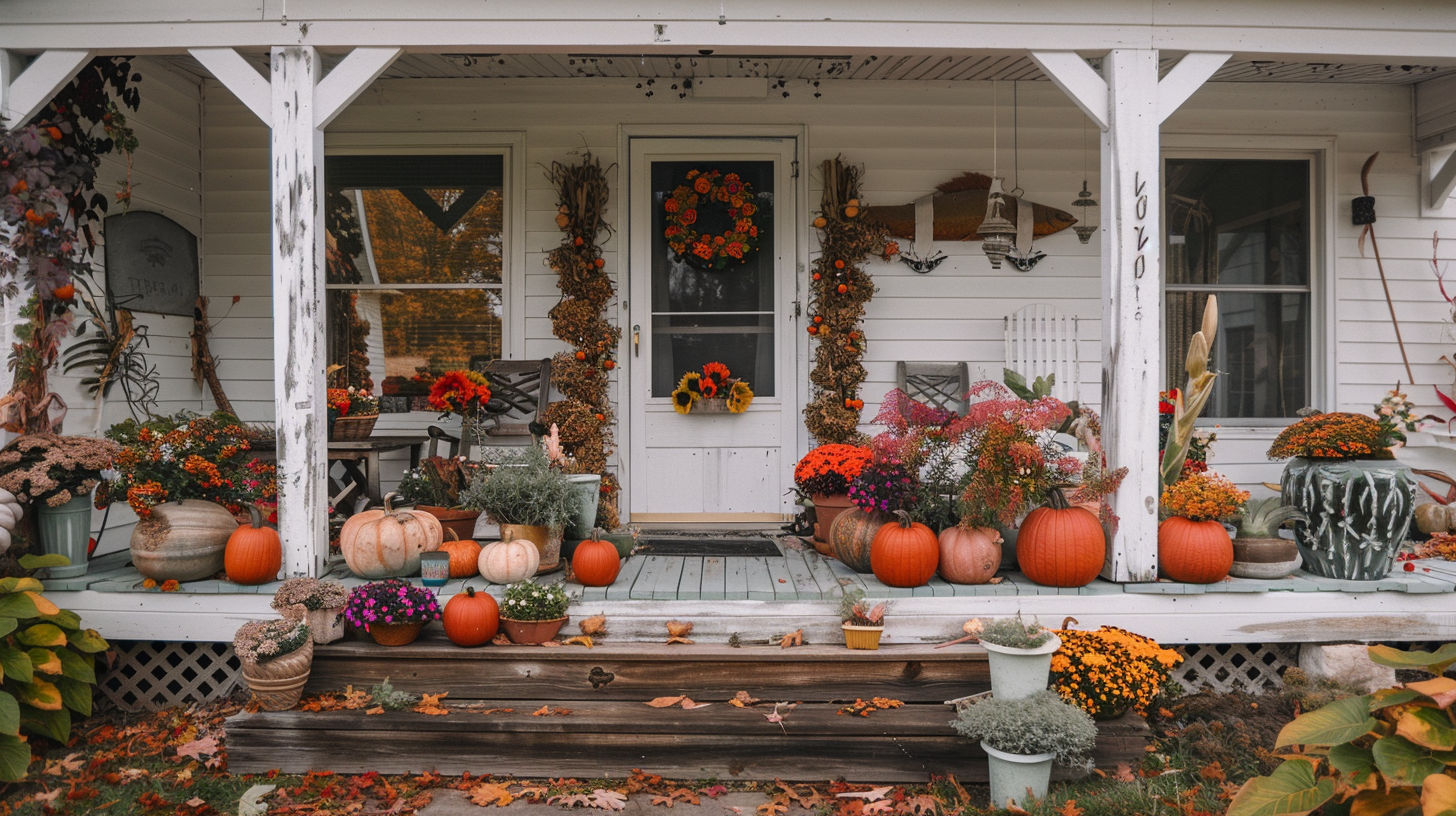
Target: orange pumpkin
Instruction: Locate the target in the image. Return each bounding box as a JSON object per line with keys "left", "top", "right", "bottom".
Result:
{"left": 829, "top": 507, "right": 890, "bottom": 573}
{"left": 224, "top": 504, "right": 282, "bottom": 585}
{"left": 442, "top": 586, "right": 500, "bottom": 647}
{"left": 870, "top": 510, "right": 939, "bottom": 588}
{"left": 938, "top": 525, "right": 1002, "bottom": 585}
{"left": 1158, "top": 516, "right": 1233, "bottom": 583}
{"left": 438, "top": 531, "right": 483, "bottom": 579}
{"left": 572, "top": 529, "right": 621, "bottom": 587}
{"left": 339, "top": 492, "right": 443, "bottom": 578}
{"left": 1017, "top": 488, "right": 1105, "bottom": 587}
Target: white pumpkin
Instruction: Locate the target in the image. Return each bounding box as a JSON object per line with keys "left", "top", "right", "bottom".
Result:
{"left": 339, "top": 493, "right": 443, "bottom": 578}
{"left": 479, "top": 539, "right": 540, "bottom": 584}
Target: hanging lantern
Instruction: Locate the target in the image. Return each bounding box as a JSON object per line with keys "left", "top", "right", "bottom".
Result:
{"left": 978, "top": 179, "right": 1017, "bottom": 269}
{"left": 1071, "top": 182, "right": 1098, "bottom": 244}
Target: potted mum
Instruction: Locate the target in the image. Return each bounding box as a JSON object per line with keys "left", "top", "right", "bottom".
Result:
{"left": 832, "top": 459, "right": 917, "bottom": 573}
{"left": 343, "top": 578, "right": 441, "bottom": 646}
{"left": 1157, "top": 471, "right": 1248, "bottom": 583}
{"left": 952, "top": 690, "right": 1097, "bottom": 809}
{"left": 966, "top": 615, "right": 1060, "bottom": 700}
{"left": 327, "top": 385, "right": 381, "bottom": 441}
{"left": 1050, "top": 624, "right": 1183, "bottom": 721}
{"left": 398, "top": 456, "right": 481, "bottom": 540}
{"left": 462, "top": 446, "right": 577, "bottom": 572}
{"left": 794, "top": 444, "right": 873, "bottom": 553}
{"left": 1267, "top": 411, "right": 1412, "bottom": 580}
{"left": 839, "top": 589, "right": 889, "bottom": 650}
{"left": 234, "top": 618, "right": 314, "bottom": 710}
{"left": 0, "top": 434, "right": 119, "bottom": 578}
{"left": 271, "top": 577, "right": 350, "bottom": 644}
{"left": 499, "top": 578, "right": 571, "bottom": 644}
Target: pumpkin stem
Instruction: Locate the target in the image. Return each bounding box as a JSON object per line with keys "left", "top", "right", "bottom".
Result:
{"left": 382, "top": 492, "right": 399, "bottom": 516}
{"left": 465, "top": 586, "right": 476, "bottom": 599}
{"left": 591, "top": 527, "right": 604, "bottom": 541}
{"left": 1045, "top": 487, "right": 1071, "bottom": 511}
{"left": 443, "top": 528, "right": 458, "bottom": 542}
{"left": 1061, "top": 616, "right": 1079, "bottom": 630}
{"left": 893, "top": 509, "right": 913, "bottom": 528}
{"left": 245, "top": 503, "right": 264, "bottom": 529}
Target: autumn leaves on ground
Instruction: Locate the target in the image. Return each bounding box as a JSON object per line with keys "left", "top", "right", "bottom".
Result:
{"left": 0, "top": 671, "right": 1352, "bottom": 816}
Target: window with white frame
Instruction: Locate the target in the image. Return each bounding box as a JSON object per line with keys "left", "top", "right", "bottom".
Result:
{"left": 323, "top": 154, "right": 505, "bottom": 402}
{"left": 1164, "top": 157, "right": 1313, "bottom": 419}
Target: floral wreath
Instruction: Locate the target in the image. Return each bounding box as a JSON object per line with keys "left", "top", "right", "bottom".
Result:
{"left": 663, "top": 169, "right": 762, "bottom": 271}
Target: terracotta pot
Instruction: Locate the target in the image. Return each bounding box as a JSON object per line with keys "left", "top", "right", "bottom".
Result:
{"left": 842, "top": 624, "right": 883, "bottom": 650}
{"left": 811, "top": 494, "right": 854, "bottom": 549}
{"left": 368, "top": 622, "right": 424, "bottom": 646}
{"left": 500, "top": 524, "right": 562, "bottom": 573}
{"left": 278, "top": 603, "right": 347, "bottom": 644}
{"left": 417, "top": 506, "right": 481, "bottom": 541}
{"left": 241, "top": 639, "right": 314, "bottom": 711}
{"left": 129, "top": 500, "right": 237, "bottom": 582}
{"left": 1230, "top": 537, "right": 1302, "bottom": 579}
{"left": 500, "top": 616, "right": 568, "bottom": 645}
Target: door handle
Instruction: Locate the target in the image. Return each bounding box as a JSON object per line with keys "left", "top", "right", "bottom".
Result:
{"left": 633, "top": 325, "right": 641, "bottom": 357}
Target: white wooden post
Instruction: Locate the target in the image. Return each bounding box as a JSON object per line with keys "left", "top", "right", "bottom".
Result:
{"left": 1032, "top": 49, "right": 1228, "bottom": 582}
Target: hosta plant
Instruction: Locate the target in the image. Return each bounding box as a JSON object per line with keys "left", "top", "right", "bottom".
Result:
{"left": 1228, "top": 643, "right": 1456, "bottom": 816}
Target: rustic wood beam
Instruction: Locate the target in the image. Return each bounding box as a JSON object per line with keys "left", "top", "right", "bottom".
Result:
{"left": 189, "top": 47, "right": 271, "bottom": 126}
{"left": 0, "top": 48, "right": 90, "bottom": 127}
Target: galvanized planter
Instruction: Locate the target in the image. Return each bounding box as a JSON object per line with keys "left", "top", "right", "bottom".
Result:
{"left": 1280, "top": 457, "right": 1413, "bottom": 581}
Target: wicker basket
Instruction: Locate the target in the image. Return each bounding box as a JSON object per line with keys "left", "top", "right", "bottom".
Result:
{"left": 241, "top": 639, "right": 314, "bottom": 710}
{"left": 693, "top": 398, "right": 730, "bottom": 414}
{"left": 329, "top": 414, "right": 378, "bottom": 441}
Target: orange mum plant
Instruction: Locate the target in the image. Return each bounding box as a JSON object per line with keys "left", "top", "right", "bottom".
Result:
{"left": 1050, "top": 626, "right": 1183, "bottom": 720}
{"left": 1159, "top": 471, "right": 1249, "bottom": 523}
{"left": 793, "top": 444, "right": 873, "bottom": 497}
{"left": 1266, "top": 411, "right": 1400, "bottom": 460}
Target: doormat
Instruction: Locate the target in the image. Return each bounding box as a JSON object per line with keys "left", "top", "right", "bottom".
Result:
{"left": 635, "top": 538, "right": 782, "bottom": 557}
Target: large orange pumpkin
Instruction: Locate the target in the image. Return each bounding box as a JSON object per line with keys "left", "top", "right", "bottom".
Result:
{"left": 224, "top": 504, "right": 282, "bottom": 585}
{"left": 829, "top": 507, "right": 890, "bottom": 573}
{"left": 572, "top": 529, "right": 621, "bottom": 587}
{"left": 870, "top": 510, "right": 939, "bottom": 588}
{"left": 339, "top": 492, "right": 443, "bottom": 578}
{"left": 438, "top": 531, "right": 483, "bottom": 579}
{"left": 1158, "top": 516, "right": 1234, "bottom": 583}
{"left": 1016, "top": 489, "right": 1105, "bottom": 587}
{"left": 442, "top": 586, "right": 500, "bottom": 647}
{"left": 938, "top": 525, "right": 1002, "bottom": 585}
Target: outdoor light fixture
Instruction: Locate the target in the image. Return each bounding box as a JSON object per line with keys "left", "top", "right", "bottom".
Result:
{"left": 979, "top": 178, "right": 1018, "bottom": 270}
{"left": 1071, "top": 120, "right": 1098, "bottom": 244}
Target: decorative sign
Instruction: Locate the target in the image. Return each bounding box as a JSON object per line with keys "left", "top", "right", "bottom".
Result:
{"left": 103, "top": 211, "right": 200, "bottom": 317}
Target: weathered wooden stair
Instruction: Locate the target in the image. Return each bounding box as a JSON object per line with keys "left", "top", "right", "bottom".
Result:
{"left": 227, "top": 632, "right": 1149, "bottom": 781}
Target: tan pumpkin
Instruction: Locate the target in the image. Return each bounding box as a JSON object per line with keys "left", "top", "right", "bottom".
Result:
{"left": 1416, "top": 502, "right": 1455, "bottom": 535}
{"left": 829, "top": 507, "right": 890, "bottom": 573}
{"left": 339, "top": 492, "right": 443, "bottom": 578}
{"left": 938, "top": 525, "right": 1002, "bottom": 585}
{"left": 479, "top": 539, "right": 540, "bottom": 584}
{"left": 438, "top": 530, "right": 483, "bottom": 579}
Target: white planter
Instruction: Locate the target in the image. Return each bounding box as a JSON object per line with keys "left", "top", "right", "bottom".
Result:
{"left": 279, "top": 603, "right": 347, "bottom": 644}
{"left": 982, "top": 634, "right": 1061, "bottom": 701}
{"left": 982, "top": 742, "right": 1056, "bottom": 809}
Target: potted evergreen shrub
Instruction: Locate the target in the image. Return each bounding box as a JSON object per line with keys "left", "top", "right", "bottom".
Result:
{"left": 462, "top": 446, "right": 577, "bottom": 572}
{"left": 234, "top": 618, "right": 314, "bottom": 710}
{"left": 343, "top": 579, "right": 442, "bottom": 646}
{"left": 0, "top": 434, "right": 119, "bottom": 578}
{"left": 951, "top": 690, "right": 1097, "bottom": 808}
{"left": 968, "top": 615, "right": 1060, "bottom": 700}
{"left": 498, "top": 578, "right": 571, "bottom": 644}
{"left": 271, "top": 577, "right": 350, "bottom": 644}
{"left": 839, "top": 589, "right": 889, "bottom": 650}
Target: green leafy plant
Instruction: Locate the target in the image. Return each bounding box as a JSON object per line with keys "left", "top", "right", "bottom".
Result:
{"left": 461, "top": 446, "right": 577, "bottom": 528}
{"left": 1228, "top": 643, "right": 1456, "bottom": 816}
{"left": 367, "top": 677, "right": 419, "bottom": 711}
{"left": 1236, "top": 496, "right": 1306, "bottom": 538}
{"left": 838, "top": 589, "right": 888, "bottom": 626}
{"left": 970, "top": 614, "right": 1053, "bottom": 649}
{"left": 501, "top": 579, "right": 571, "bottom": 621}
{"left": 0, "top": 555, "right": 110, "bottom": 781}
{"left": 951, "top": 689, "right": 1097, "bottom": 765}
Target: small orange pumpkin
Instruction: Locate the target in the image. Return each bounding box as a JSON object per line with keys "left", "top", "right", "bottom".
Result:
{"left": 572, "top": 528, "right": 621, "bottom": 587}
{"left": 1158, "top": 516, "right": 1234, "bottom": 583}
{"left": 1017, "top": 488, "right": 1105, "bottom": 587}
{"left": 938, "top": 525, "right": 1002, "bottom": 585}
{"left": 442, "top": 586, "right": 500, "bottom": 647}
{"left": 225, "top": 504, "right": 282, "bottom": 585}
{"left": 438, "top": 531, "right": 483, "bottom": 579}
{"left": 870, "top": 510, "right": 939, "bottom": 588}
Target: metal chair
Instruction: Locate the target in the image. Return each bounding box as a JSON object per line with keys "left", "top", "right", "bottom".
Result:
{"left": 895, "top": 361, "right": 971, "bottom": 416}
{"left": 425, "top": 357, "right": 553, "bottom": 458}
{"left": 1003, "top": 303, "right": 1081, "bottom": 404}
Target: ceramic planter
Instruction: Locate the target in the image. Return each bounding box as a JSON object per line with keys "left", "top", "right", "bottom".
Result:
{"left": 241, "top": 639, "right": 314, "bottom": 711}
{"left": 129, "top": 500, "right": 237, "bottom": 582}
{"left": 811, "top": 493, "right": 854, "bottom": 552}
{"left": 1281, "top": 457, "right": 1414, "bottom": 580}
{"left": 842, "top": 624, "right": 884, "bottom": 650}
{"left": 982, "top": 742, "right": 1056, "bottom": 808}
{"left": 417, "top": 506, "right": 481, "bottom": 541}
{"left": 36, "top": 493, "right": 92, "bottom": 579}
{"left": 278, "top": 603, "right": 347, "bottom": 644}
{"left": 564, "top": 474, "right": 603, "bottom": 540}
{"left": 1230, "top": 537, "right": 1302, "bottom": 579}
{"left": 500, "top": 616, "right": 568, "bottom": 645}
{"left": 982, "top": 634, "right": 1061, "bottom": 701}
{"left": 500, "top": 524, "right": 562, "bottom": 573}
{"left": 368, "top": 622, "right": 424, "bottom": 646}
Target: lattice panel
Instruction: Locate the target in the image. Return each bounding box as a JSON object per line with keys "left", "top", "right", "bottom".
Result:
{"left": 1175, "top": 643, "right": 1299, "bottom": 694}
{"left": 99, "top": 641, "right": 242, "bottom": 712}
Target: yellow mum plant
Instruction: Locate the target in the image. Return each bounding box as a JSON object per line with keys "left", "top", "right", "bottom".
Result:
{"left": 1050, "top": 626, "right": 1183, "bottom": 720}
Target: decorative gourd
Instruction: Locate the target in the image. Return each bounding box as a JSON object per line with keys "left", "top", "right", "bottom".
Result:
{"left": 1158, "top": 516, "right": 1234, "bottom": 583}
{"left": 1415, "top": 502, "right": 1455, "bottom": 535}
{"left": 442, "top": 586, "right": 500, "bottom": 647}
{"left": 338, "top": 492, "right": 443, "bottom": 578}
{"left": 937, "top": 525, "right": 1002, "bottom": 585}
{"left": 479, "top": 539, "right": 540, "bottom": 584}
{"left": 870, "top": 510, "right": 939, "bottom": 588}
{"left": 1016, "top": 488, "right": 1105, "bottom": 587}
{"left": 829, "top": 507, "right": 890, "bottom": 573}
{"left": 437, "top": 530, "right": 484, "bottom": 579}
{"left": 571, "top": 528, "right": 622, "bottom": 587}
{"left": 225, "top": 504, "right": 282, "bottom": 585}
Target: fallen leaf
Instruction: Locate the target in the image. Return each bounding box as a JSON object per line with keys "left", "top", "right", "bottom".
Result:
{"left": 862, "top": 802, "right": 895, "bottom": 814}
{"left": 1055, "top": 800, "right": 1085, "bottom": 816}
{"left": 532, "top": 705, "right": 572, "bottom": 716}
{"left": 579, "top": 615, "right": 607, "bottom": 635}
{"left": 186, "top": 797, "right": 207, "bottom": 807}
{"left": 589, "top": 789, "right": 628, "bottom": 811}
{"left": 516, "top": 785, "right": 550, "bottom": 801}
{"left": 473, "top": 707, "right": 514, "bottom": 715}
{"left": 901, "top": 795, "right": 939, "bottom": 816}
{"left": 366, "top": 706, "right": 385, "bottom": 715}
{"left": 779, "top": 629, "right": 803, "bottom": 648}
{"left": 1112, "top": 763, "right": 1136, "bottom": 783}
{"left": 413, "top": 692, "right": 450, "bottom": 716}
{"left": 757, "top": 797, "right": 789, "bottom": 816}
{"left": 988, "top": 576, "right": 1003, "bottom": 584}
{"left": 175, "top": 735, "right": 220, "bottom": 762}
{"left": 701, "top": 785, "right": 728, "bottom": 798}
{"left": 666, "top": 620, "right": 694, "bottom": 644}
{"left": 647, "top": 696, "right": 687, "bottom": 708}
{"left": 729, "top": 691, "right": 762, "bottom": 707}
{"left": 468, "top": 782, "right": 516, "bottom": 807}
{"left": 176, "top": 767, "right": 193, "bottom": 782}
{"left": 34, "top": 789, "right": 61, "bottom": 804}
{"left": 43, "top": 752, "right": 84, "bottom": 775}
{"left": 563, "top": 636, "right": 594, "bottom": 648}
{"left": 681, "top": 698, "right": 711, "bottom": 709}
{"left": 491, "top": 633, "right": 513, "bottom": 646}
{"left": 837, "top": 787, "right": 894, "bottom": 802}
{"left": 550, "top": 793, "right": 594, "bottom": 808}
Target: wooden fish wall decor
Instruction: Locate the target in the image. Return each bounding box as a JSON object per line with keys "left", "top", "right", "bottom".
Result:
{"left": 863, "top": 172, "right": 1079, "bottom": 243}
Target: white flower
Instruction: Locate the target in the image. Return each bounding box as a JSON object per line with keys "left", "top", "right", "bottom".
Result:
{"left": 100, "top": 468, "right": 121, "bottom": 482}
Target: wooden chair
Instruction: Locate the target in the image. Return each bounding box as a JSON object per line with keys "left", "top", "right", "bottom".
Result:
{"left": 896, "top": 361, "right": 971, "bottom": 416}
{"left": 1003, "top": 303, "right": 1081, "bottom": 404}
{"left": 425, "top": 357, "right": 553, "bottom": 458}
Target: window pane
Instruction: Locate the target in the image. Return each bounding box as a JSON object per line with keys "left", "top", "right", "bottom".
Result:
{"left": 342, "top": 188, "right": 503, "bottom": 285}
{"left": 1166, "top": 291, "right": 1309, "bottom": 419}
{"left": 651, "top": 314, "right": 775, "bottom": 397}
{"left": 1166, "top": 159, "right": 1309, "bottom": 287}
{"left": 327, "top": 289, "right": 502, "bottom": 396}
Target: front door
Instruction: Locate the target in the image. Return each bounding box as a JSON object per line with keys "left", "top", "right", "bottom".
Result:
{"left": 626, "top": 138, "right": 799, "bottom": 522}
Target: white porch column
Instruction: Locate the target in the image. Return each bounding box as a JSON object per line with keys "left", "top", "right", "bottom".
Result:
{"left": 270, "top": 46, "right": 328, "bottom": 578}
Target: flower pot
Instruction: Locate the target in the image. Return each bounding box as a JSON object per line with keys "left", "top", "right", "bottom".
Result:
{"left": 564, "top": 474, "right": 603, "bottom": 540}
{"left": 1282, "top": 457, "right": 1414, "bottom": 580}
{"left": 981, "top": 742, "right": 1056, "bottom": 809}
{"left": 842, "top": 624, "right": 883, "bottom": 650}
{"left": 500, "top": 616, "right": 568, "bottom": 645}
{"left": 693, "top": 398, "right": 730, "bottom": 414}
{"left": 811, "top": 493, "right": 854, "bottom": 551}
{"left": 1230, "top": 537, "right": 1302, "bottom": 579}
{"left": 241, "top": 639, "right": 314, "bottom": 711}
{"left": 329, "top": 414, "right": 378, "bottom": 441}
{"left": 982, "top": 634, "right": 1061, "bottom": 701}
{"left": 129, "top": 500, "right": 237, "bottom": 582}
{"left": 36, "top": 493, "right": 93, "bottom": 579}
{"left": 417, "top": 506, "right": 481, "bottom": 542}
{"left": 501, "top": 524, "right": 561, "bottom": 573}
{"left": 286, "top": 605, "right": 346, "bottom": 644}
{"left": 368, "top": 622, "right": 424, "bottom": 646}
